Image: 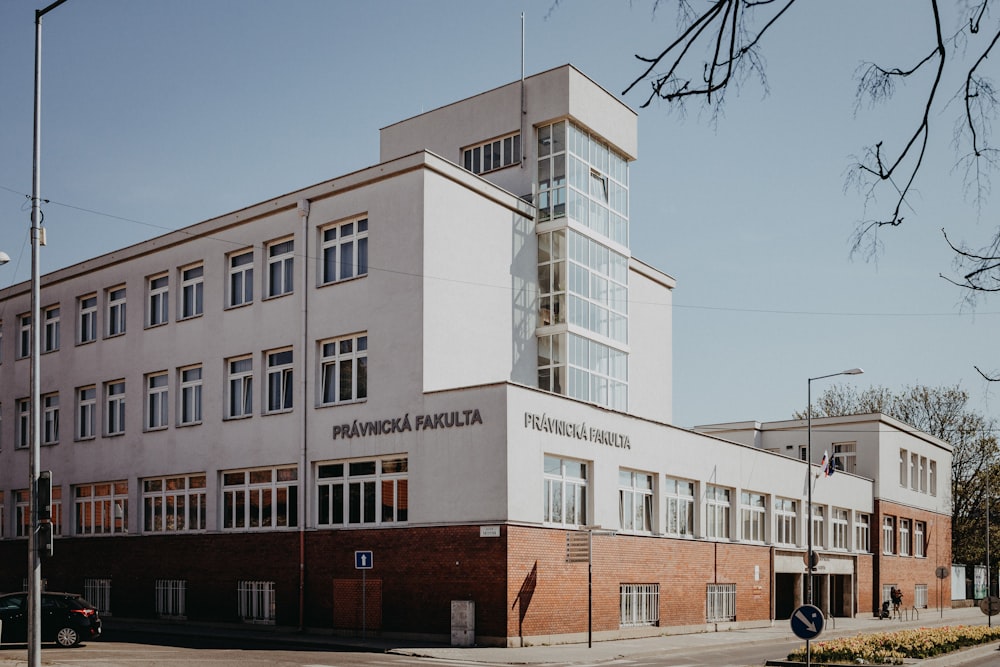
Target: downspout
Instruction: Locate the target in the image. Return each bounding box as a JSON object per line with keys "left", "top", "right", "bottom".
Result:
{"left": 520, "top": 12, "right": 526, "bottom": 167}
{"left": 297, "top": 198, "right": 311, "bottom": 631}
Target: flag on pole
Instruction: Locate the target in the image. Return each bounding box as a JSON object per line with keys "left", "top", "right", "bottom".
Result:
{"left": 821, "top": 450, "right": 835, "bottom": 477}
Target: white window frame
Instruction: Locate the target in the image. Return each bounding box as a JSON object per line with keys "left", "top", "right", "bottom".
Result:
{"left": 156, "top": 579, "right": 187, "bottom": 619}
{"left": 74, "top": 481, "right": 128, "bottom": 536}
{"left": 77, "top": 386, "right": 96, "bottom": 440}
{"left": 179, "top": 263, "right": 204, "bottom": 319}
{"left": 899, "top": 449, "right": 907, "bottom": 486}
{"left": 618, "top": 469, "right": 653, "bottom": 533}
{"left": 179, "top": 365, "right": 203, "bottom": 425}
{"left": 319, "top": 334, "right": 367, "bottom": 405}
{"left": 930, "top": 460, "right": 938, "bottom": 496}
{"left": 811, "top": 505, "right": 826, "bottom": 549}
{"left": 620, "top": 583, "right": 659, "bottom": 628}
{"left": 43, "top": 305, "right": 60, "bottom": 353}
{"left": 106, "top": 380, "right": 126, "bottom": 436}
{"left": 41, "top": 392, "right": 59, "bottom": 445}
{"left": 320, "top": 217, "right": 368, "bottom": 285}
{"left": 265, "top": 348, "right": 293, "bottom": 413}
{"left": 705, "top": 485, "right": 731, "bottom": 540}
{"left": 226, "top": 356, "right": 253, "bottom": 419}
{"left": 706, "top": 583, "right": 736, "bottom": 622}
{"left": 882, "top": 516, "right": 895, "bottom": 555}
{"left": 915, "top": 583, "right": 928, "bottom": 608}
{"left": 775, "top": 497, "right": 798, "bottom": 547}
{"left": 227, "top": 249, "right": 254, "bottom": 308}
{"left": 143, "top": 474, "right": 207, "bottom": 533}
{"left": 664, "top": 477, "right": 695, "bottom": 537}
{"left": 146, "top": 372, "right": 169, "bottom": 431}
{"left": 106, "top": 286, "right": 126, "bottom": 337}
{"left": 855, "top": 513, "right": 871, "bottom": 553}
{"left": 222, "top": 466, "right": 298, "bottom": 531}
{"left": 543, "top": 455, "right": 588, "bottom": 527}
{"left": 832, "top": 441, "right": 856, "bottom": 474}
{"left": 316, "top": 456, "right": 408, "bottom": 526}
{"left": 462, "top": 132, "right": 520, "bottom": 174}
{"left": 899, "top": 518, "right": 911, "bottom": 556}
{"left": 237, "top": 580, "right": 275, "bottom": 625}
{"left": 915, "top": 520, "right": 926, "bottom": 557}
{"left": 740, "top": 491, "right": 766, "bottom": 543}
{"left": 265, "top": 238, "right": 294, "bottom": 298}
{"left": 148, "top": 273, "right": 169, "bottom": 327}
{"left": 18, "top": 313, "right": 30, "bottom": 359}
{"left": 16, "top": 397, "right": 30, "bottom": 449}
{"left": 78, "top": 294, "right": 98, "bottom": 344}
{"left": 832, "top": 508, "right": 849, "bottom": 550}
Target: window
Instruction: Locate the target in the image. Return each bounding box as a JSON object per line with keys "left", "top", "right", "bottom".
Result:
{"left": 665, "top": 477, "right": 695, "bottom": 537}
{"left": 156, "top": 580, "right": 186, "bottom": 619}
{"left": 228, "top": 249, "right": 254, "bottom": 307}
{"left": 706, "top": 584, "right": 736, "bottom": 622}
{"left": 78, "top": 295, "right": 97, "bottom": 344}
{"left": 16, "top": 398, "right": 29, "bottom": 449}
{"left": 899, "top": 518, "right": 911, "bottom": 556}
{"left": 537, "top": 122, "right": 567, "bottom": 223}
{"left": 811, "top": 505, "right": 826, "bottom": 548}
{"left": 832, "top": 508, "right": 849, "bottom": 550}
{"left": 317, "top": 456, "right": 408, "bottom": 526}
{"left": 222, "top": 466, "right": 298, "bottom": 530}
{"left": 855, "top": 513, "right": 871, "bottom": 552}
{"left": 705, "top": 485, "right": 731, "bottom": 539}
{"left": 920, "top": 456, "right": 928, "bottom": 493}
{"left": 915, "top": 520, "right": 926, "bottom": 557}
{"left": 17, "top": 486, "right": 63, "bottom": 537}
{"left": 107, "top": 286, "right": 126, "bottom": 336}
{"left": 899, "top": 449, "right": 907, "bottom": 486}
{"left": 321, "top": 218, "right": 368, "bottom": 284}
{"left": 41, "top": 392, "right": 59, "bottom": 445}
{"left": 832, "top": 442, "right": 856, "bottom": 474}
{"left": 740, "top": 492, "right": 766, "bottom": 543}
{"left": 265, "top": 349, "right": 293, "bottom": 413}
{"left": 148, "top": 274, "right": 169, "bottom": 326}
{"left": 179, "top": 264, "right": 204, "bottom": 319}
{"left": 320, "top": 334, "right": 367, "bottom": 405}
{"left": 84, "top": 579, "right": 112, "bottom": 615}
{"left": 226, "top": 356, "right": 253, "bottom": 418}
{"left": 179, "top": 365, "right": 203, "bottom": 425}
{"left": 462, "top": 132, "right": 520, "bottom": 174}
{"left": 238, "top": 580, "right": 275, "bottom": 625}
{"left": 543, "top": 455, "right": 588, "bottom": 526}
{"left": 143, "top": 475, "right": 207, "bottom": 532}
{"left": 74, "top": 481, "right": 128, "bottom": 535}
{"left": 915, "top": 584, "right": 928, "bottom": 608}
{"left": 106, "top": 380, "right": 126, "bottom": 435}
{"left": 619, "top": 470, "right": 653, "bottom": 533}
{"left": 910, "top": 452, "right": 919, "bottom": 490}
{"left": 18, "top": 314, "right": 30, "bottom": 358}
{"left": 76, "top": 386, "right": 96, "bottom": 440}
{"left": 929, "top": 460, "right": 938, "bottom": 496}
{"left": 882, "top": 516, "right": 895, "bottom": 554}
{"left": 43, "top": 305, "right": 60, "bottom": 352}
{"left": 775, "top": 498, "right": 798, "bottom": 546}
{"left": 146, "top": 373, "right": 168, "bottom": 430}
{"left": 266, "top": 238, "right": 294, "bottom": 298}
{"left": 620, "top": 584, "right": 659, "bottom": 628}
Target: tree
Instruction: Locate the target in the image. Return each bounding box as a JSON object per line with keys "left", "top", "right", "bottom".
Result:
{"left": 795, "top": 383, "right": 999, "bottom": 566}
{"left": 623, "top": 0, "right": 1000, "bottom": 380}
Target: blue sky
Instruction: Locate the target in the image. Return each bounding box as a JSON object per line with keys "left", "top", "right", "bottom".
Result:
{"left": 1, "top": 0, "right": 997, "bottom": 428}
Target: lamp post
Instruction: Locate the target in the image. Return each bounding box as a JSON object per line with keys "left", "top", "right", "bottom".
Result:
{"left": 28, "top": 4, "right": 71, "bottom": 667}
{"left": 806, "top": 368, "right": 864, "bottom": 609}
{"left": 0, "top": 250, "right": 10, "bottom": 265}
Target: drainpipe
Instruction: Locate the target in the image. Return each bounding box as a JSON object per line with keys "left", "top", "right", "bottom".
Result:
{"left": 297, "top": 198, "right": 311, "bottom": 631}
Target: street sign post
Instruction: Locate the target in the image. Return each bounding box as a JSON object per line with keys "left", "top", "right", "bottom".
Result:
{"left": 979, "top": 595, "right": 1000, "bottom": 616}
{"left": 791, "top": 604, "right": 825, "bottom": 667}
{"left": 355, "top": 551, "right": 373, "bottom": 638}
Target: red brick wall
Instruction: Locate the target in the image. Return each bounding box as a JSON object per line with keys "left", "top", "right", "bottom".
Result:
{"left": 873, "top": 500, "right": 951, "bottom": 613}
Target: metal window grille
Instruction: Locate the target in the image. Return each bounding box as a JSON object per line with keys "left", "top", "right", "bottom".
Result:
{"left": 85, "top": 577, "right": 112, "bottom": 615}
{"left": 156, "top": 579, "right": 186, "bottom": 618}
{"left": 914, "top": 584, "right": 928, "bottom": 609}
{"left": 238, "top": 580, "right": 275, "bottom": 624}
{"left": 706, "top": 583, "right": 736, "bottom": 622}
{"left": 620, "top": 583, "right": 659, "bottom": 627}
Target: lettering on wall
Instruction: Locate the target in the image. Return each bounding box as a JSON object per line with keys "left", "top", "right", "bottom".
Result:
{"left": 332, "top": 409, "right": 484, "bottom": 439}
{"left": 523, "top": 411, "right": 631, "bottom": 450}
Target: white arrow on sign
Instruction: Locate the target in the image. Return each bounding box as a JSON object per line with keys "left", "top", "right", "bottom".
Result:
{"left": 359, "top": 554, "right": 369, "bottom": 567}
{"left": 794, "top": 608, "right": 817, "bottom": 633}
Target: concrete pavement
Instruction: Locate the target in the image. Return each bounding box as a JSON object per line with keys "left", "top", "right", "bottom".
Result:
{"left": 0, "top": 605, "right": 998, "bottom": 666}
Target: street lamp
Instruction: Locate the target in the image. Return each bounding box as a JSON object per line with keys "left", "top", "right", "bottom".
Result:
{"left": 0, "top": 250, "right": 10, "bottom": 265}
{"left": 806, "top": 368, "right": 864, "bottom": 609}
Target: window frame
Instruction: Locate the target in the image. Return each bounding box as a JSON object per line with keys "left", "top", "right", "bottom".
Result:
{"left": 705, "top": 485, "right": 731, "bottom": 540}
{"left": 147, "top": 273, "right": 169, "bottom": 327}
{"left": 221, "top": 465, "right": 298, "bottom": 531}
{"left": 739, "top": 491, "right": 766, "bottom": 543}
{"left": 265, "top": 348, "right": 293, "bottom": 413}
{"left": 76, "top": 385, "right": 96, "bottom": 441}
{"left": 41, "top": 392, "right": 59, "bottom": 445}
{"left": 543, "top": 455, "right": 588, "bottom": 527}
{"left": 618, "top": 469, "right": 653, "bottom": 534}
{"left": 106, "top": 285, "right": 126, "bottom": 337}
{"left": 42, "top": 305, "right": 60, "bottom": 353}
{"left": 178, "top": 365, "right": 203, "bottom": 426}
{"left": 316, "top": 456, "right": 409, "bottom": 527}
{"left": 319, "top": 334, "right": 368, "bottom": 405}
{"left": 74, "top": 481, "right": 128, "bottom": 536}
{"left": 105, "top": 380, "right": 126, "bottom": 436}
{"left": 227, "top": 249, "right": 254, "bottom": 308}
{"left": 145, "top": 372, "right": 169, "bottom": 431}
{"left": 78, "top": 294, "right": 98, "bottom": 344}
{"left": 882, "top": 516, "right": 895, "bottom": 555}
{"left": 775, "top": 497, "right": 798, "bottom": 547}
{"left": 226, "top": 355, "right": 254, "bottom": 419}
{"left": 179, "top": 263, "right": 204, "bottom": 320}
{"left": 142, "top": 474, "right": 207, "bottom": 533}
{"left": 265, "top": 238, "right": 294, "bottom": 298}
{"left": 664, "top": 477, "right": 695, "bottom": 537}
{"left": 320, "top": 217, "right": 368, "bottom": 285}
{"left": 17, "top": 313, "right": 30, "bottom": 359}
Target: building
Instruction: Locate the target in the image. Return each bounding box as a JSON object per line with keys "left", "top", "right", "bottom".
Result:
{"left": 0, "top": 65, "right": 951, "bottom": 646}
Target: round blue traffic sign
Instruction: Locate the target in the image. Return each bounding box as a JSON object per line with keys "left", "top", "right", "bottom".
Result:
{"left": 790, "top": 604, "right": 825, "bottom": 640}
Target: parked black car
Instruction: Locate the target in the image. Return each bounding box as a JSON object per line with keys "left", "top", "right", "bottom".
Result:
{"left": 0, "top": 592, "right": 102, "bottom": 647}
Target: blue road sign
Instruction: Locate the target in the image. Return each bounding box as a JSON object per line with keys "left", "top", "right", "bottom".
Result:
{"left": 355, "top": 550, "right": 373, "bottom": 569}
{"left": 790, "top": 604, "right": 825, "bottom": 640}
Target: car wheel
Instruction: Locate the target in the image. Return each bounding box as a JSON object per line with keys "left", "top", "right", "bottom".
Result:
{"left": 55, "top": 626, "right": 80, "bottom": 647}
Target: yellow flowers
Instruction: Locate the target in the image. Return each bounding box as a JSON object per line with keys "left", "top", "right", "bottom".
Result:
{"left": 786, "top": 625, "right": 1000, "bottom": 665}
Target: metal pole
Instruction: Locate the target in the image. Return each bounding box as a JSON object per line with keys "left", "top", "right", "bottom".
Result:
{"left": 807, "top": 377, "right": 813, "bottom": 609}
{"left": 588, "top": 530, "right": 593, "bottom": 648}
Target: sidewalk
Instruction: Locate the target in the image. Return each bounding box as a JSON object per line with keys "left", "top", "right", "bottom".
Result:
{"left": 1, "top": 605, "right": 997, "bottom": 666}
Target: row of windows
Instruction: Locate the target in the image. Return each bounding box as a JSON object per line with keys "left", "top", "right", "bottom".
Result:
{"left": 0, "top": 334, "right": 367, "bottom": 447}
{"left": 881, "top": 515, "right": 930, "bottom": 558}
{"left": 462, "top": 132, "right": 521, "bottom": 175}
{"left": 544, "top": 455, "right": 876, "bottom": 552}
{"left": 899, "top": 448, "right": 939, "bottom": 496}
{"left": 0, "top": 218, "right": 368, "bottom": 361}
{"left": 0, "top": 457, "right": 405, "bottom": 539}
